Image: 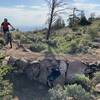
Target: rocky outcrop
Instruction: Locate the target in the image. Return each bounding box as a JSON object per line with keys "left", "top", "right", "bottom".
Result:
{"left": 91, "top": 42, "right": 100, "bottom": 48}
{"left": 4, "top": 55, "right": 89, "bottom": 85}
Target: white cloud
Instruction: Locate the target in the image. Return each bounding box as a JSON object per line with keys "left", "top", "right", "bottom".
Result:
{"left": 0, "top": 5, "right": 48, "bottom": 27}
{"left": 30, "top": 6, "right": 41, "bottom": 9}
{"left": 73, "top": 0, "right": 81, "bottom": 2}
{"left": 73, "top": 0, "right": 85, "bottom": 3}
{"left": 71, "top": 0, "right": 100, "bottom": 17}
{"left": 15, "top": 5, "right": 26, "bottom": 8}
{"left": 73, "top": 3, "right": 99, "bottom": 10}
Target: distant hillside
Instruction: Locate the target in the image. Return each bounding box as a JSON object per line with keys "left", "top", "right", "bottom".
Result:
{"left": 16, "top": 25, "right": 46, "bottom": 32}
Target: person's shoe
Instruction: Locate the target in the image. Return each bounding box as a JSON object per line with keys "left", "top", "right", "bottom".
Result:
{"left": 47, "top": 80, "right": 53, "bottom": 88}
{"left": 10, "top": 43, "right": 12, "bottom": 49}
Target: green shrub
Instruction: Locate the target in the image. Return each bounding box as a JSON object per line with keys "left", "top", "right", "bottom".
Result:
{"left": 92, "top": 72, "right": 100, "bottom": 86}
{"left": 65, "top": 34, "right": 73, "bottom": 41}
{"left": 65, "top": 84, "right": 92, "bottom": 100}
{"left": 20, "top": 34, "right": 32, "bottom": 44}
{"left": 49, "top": 84, "right": 93, "bottom": 100}
{"left": 0, "top": 52, "right": 6, "bottom": 64}
{"left": 47, "top": 40, "right": 58, "bottom": 47}
{"left": 29, "top": 43, "right": 46, "bottom": 52}
{"left": 74, "top": 74, "right": 91, "bottom": 85}
{"left": 72, "top": 27, "right": 79, "bottom": 32}
{"left": 0, "top": 54, "right": 13, "bottom": 99}
{"left": 67, "top": 40, "right": 79, "bottom": 54}
{"left": 50, "top": 35, "right": 70, "bottom": 53}
{"left": 0, "top": 66, "right": 13, "bottom": 77}
{"left": 67, "top": 34, "right": 91, "bottom": 54}
{"left": 88, "top": 28, "right": 98, "bottom": 40}
{"left": 68, "top": 74, "right": 92, "bottom": 91}
{"left": 14, "top": 33, "right": 21, "bottom": 40}
{"left": 0, "top": 38, "right": 4, "bottom": 46}
{"left": 0, "top": 76, "right": 13, "bottom": 99}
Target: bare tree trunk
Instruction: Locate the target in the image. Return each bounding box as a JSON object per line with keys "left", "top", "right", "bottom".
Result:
{"left": 72, "top": 8, "right": 76, "bottom": 26}
{"left": 45, "top": 0, "right": 67, "bottom": 40}
{"left": 46, "top": 0, "right": 55, "bottom": 40}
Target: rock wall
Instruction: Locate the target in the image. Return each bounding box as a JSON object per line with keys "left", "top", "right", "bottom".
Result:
{"left": 3, "top": 55, "right": 88, "bottom": 86}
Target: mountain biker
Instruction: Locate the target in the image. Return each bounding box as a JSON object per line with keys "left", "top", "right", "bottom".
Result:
{"left": 1, "top": 18, "right": 15, "bottom": 48}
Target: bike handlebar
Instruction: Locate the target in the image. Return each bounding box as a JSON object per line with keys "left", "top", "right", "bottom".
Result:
{"left": 9, "top": 28, "right": 15, "bottom": 31}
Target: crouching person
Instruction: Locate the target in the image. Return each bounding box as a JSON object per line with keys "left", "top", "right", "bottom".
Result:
{"left": 47, "top": 64, "right": 61, "bottom": 88}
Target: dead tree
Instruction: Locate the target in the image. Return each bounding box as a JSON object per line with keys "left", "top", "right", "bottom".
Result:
{"left": 45, "top": 0, "right": 67, "bottom": 40}
{"left": 68, "top": 7, "right": 84, "bottom": 27}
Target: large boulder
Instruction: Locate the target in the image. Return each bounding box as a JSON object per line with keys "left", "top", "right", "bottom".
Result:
{"left": 24, "top": 60, "right": 41, "bottom": 80}
{"left": 8, "top": 56, "right": 28, "bottom": 73}
{"left": 34, "top": 59, "right": 87, "bottom": 85}
{"left": 67, "top": 60, "right": 86, "bottom": 79}
{"left": 7, "top": 56, "right": 87, "bottom": 85}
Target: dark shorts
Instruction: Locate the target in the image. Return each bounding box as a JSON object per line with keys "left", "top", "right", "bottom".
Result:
{"left": 47, "top": 69, "right": 61, "bottom": 81}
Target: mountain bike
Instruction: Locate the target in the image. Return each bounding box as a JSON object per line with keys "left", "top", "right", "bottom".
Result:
{"left": 4, "top": 28, "right": 15, "bottom": 48}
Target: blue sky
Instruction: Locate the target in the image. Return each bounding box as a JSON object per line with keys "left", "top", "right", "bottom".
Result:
{"left": 0, "top": 0, "right": 100, "bottom": 30}
{"left": 0, "top": 0, "right": 44, "bottom": 7}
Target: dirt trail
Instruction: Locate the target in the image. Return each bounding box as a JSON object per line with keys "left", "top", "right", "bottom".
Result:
{"left": 5, "top": 43, "right": 44, "bottom": 60}
{"left": 4, "top": 42, "right": 100, "bottom": 63}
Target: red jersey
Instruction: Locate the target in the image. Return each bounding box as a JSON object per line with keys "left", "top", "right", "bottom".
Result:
{"left": 1, "top": 22, "right": 10, "bottom": 31}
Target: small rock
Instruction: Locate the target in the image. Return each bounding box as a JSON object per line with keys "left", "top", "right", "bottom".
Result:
{"left": 94, "top": 38, "right": 100, "bottom": 43}
{"left": 91, "top": 42, "right": 100, "bottom": 48}
{"left": 15, "top": 58, "right": 28, "bottom": 70}
{"left": 22, "top": 48, "right": 32, "bottom": 53}
{"left": 13, "top": 96, "right": 19, "bottom": 100}
{"left": 8, "top": 56, "right": 18, "bottom": 66}
{"left": 2, "top": 56, "right": 10, "bottom": 65}
{"left": 95, "top": 83, "right": 100, "bottom": 92}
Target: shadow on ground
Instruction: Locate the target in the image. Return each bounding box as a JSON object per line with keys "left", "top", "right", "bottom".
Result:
{"left": 9, "top": 73, "right": 49, "bottom": 100}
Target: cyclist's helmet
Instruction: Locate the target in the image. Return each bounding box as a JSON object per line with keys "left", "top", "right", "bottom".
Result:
{"left": 4, "top": 18, "right": 8, "bottom": 22}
